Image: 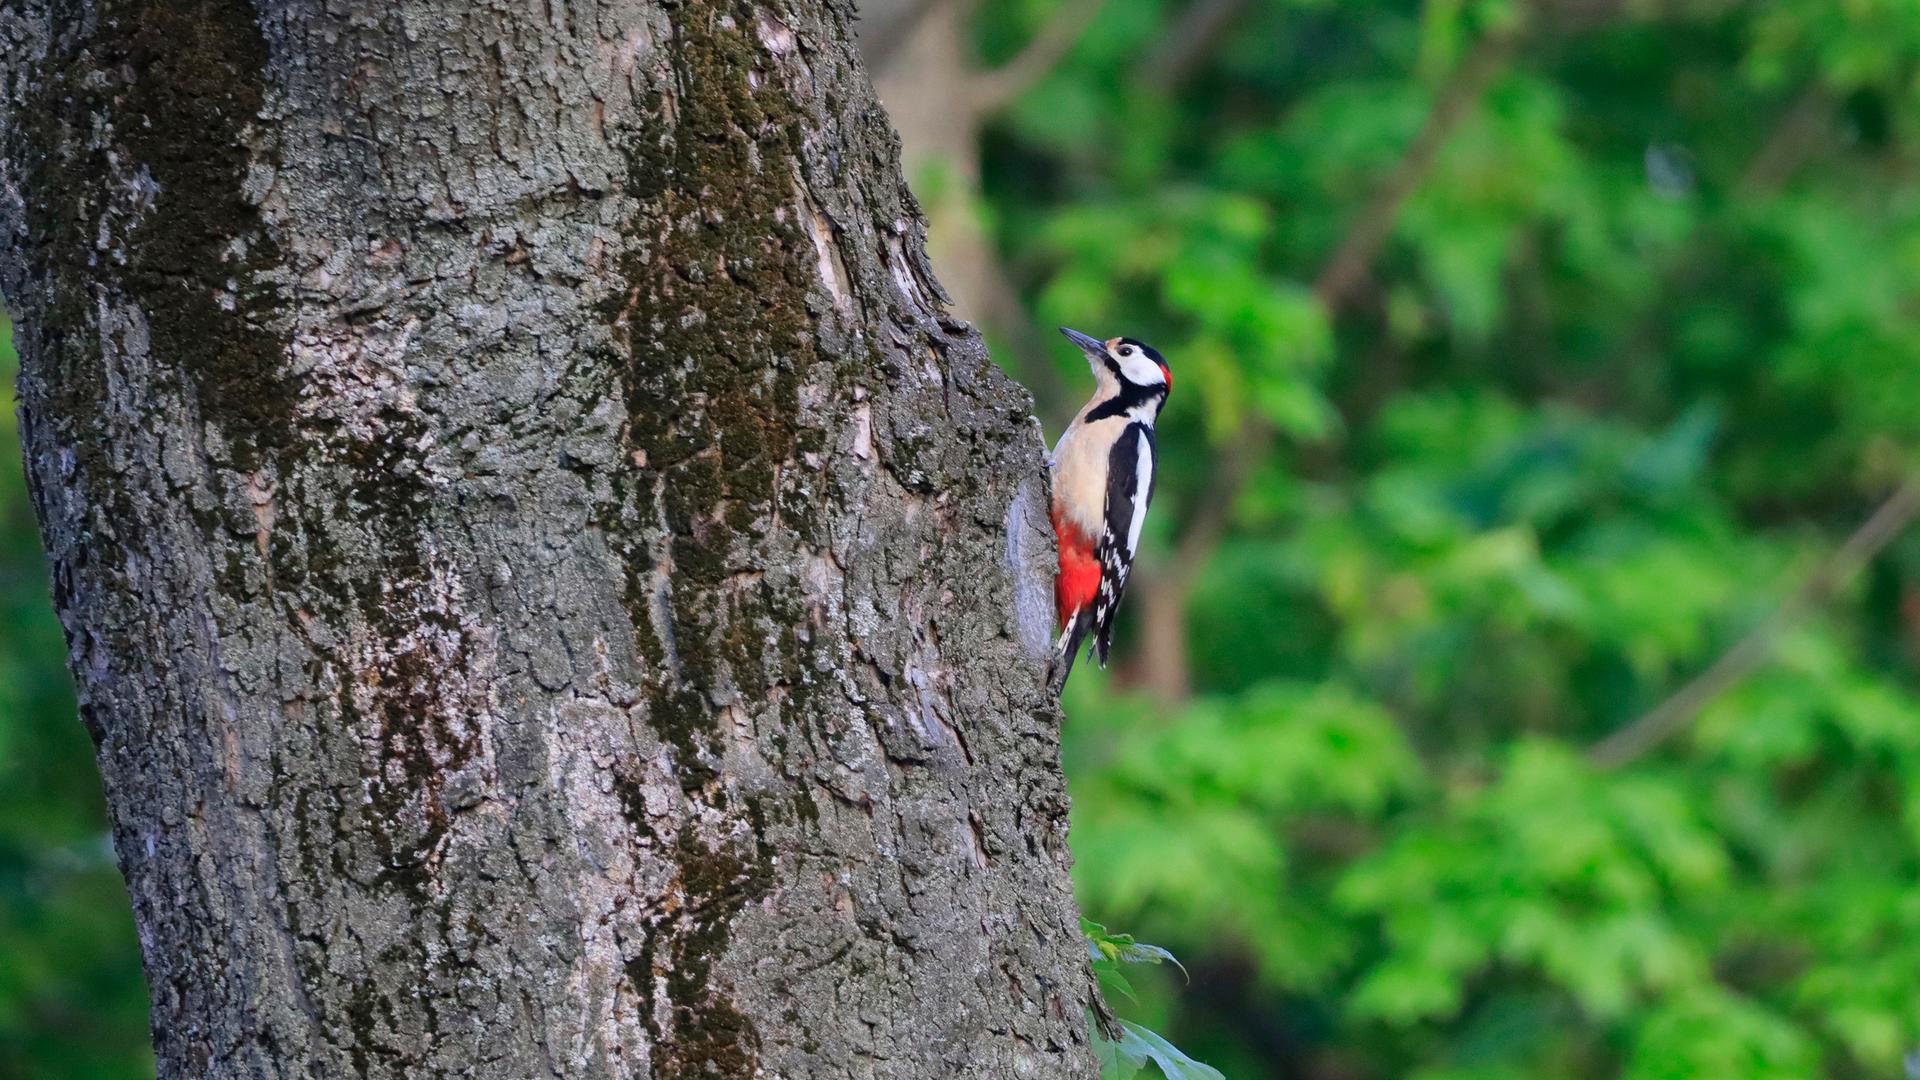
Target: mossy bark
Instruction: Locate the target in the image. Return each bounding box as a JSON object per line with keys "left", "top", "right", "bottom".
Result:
{"left": 0, "top": 1, "right": 1091, "bottom": 1076}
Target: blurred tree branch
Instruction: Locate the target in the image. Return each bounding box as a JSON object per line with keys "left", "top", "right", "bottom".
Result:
{"left": 1146, "top": 0, "right": 1251, "bottom": 92}
{"left": 971, "top": 0, "right": 1108, "bottom": 112}
{"left": 860, "top": 0, "right": 949, "bottom": 71}
{"left": 865, "top": 0, "right": 1109, "bottom": 424}
{"left": 1578, "top": 86, "right": 1830, "bottom": 408}
{"left": 1134, "top": 46, "right": 1836, "bottom": 705}
{"left": 1132, "top": 22, "right": 1526, "bottom": 701}
{"left": 1312, "top": 26, "right": 1524, "bottom": 310}
{"left": 1590, "top": 477, "right": 1920, "bottom": 769}
{"left": 866, "top": 0, "right": 1262, "bottom": 430}
{"left": 1740, "top": 86, "right": 1832, "bottom": 193}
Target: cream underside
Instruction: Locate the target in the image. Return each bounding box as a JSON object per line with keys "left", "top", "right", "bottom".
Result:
{"left": 1051, "top": 411, "right": 1133, "bottom": 537}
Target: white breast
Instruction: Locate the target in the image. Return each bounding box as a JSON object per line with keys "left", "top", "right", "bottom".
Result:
{"left": 1051, "top": 413, "right": 1130, "bottom": 536}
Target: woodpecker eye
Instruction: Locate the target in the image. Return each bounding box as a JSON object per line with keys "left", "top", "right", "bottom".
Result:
{"left": 1118, "top": 345, "right": 1135, "bottom": 357}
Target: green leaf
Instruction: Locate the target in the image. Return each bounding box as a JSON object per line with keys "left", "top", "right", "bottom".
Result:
{"left": 1096, "top": 964, "right": 1140, "bottom": 1003}
{"left": 1093, "top": 1022, "right": 1145, "bottom": 1080}
{"left": 1115, "top": 1021, "right": 1227, "bottom": 1080}
{"left": 1093, "top": 1019, "right": 1227, "bottom": 1080}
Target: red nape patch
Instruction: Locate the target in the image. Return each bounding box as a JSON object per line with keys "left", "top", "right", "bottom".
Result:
{"left": 1158, "top": 363, "right": 1173, "bottom": 393}
{"left": 1053, "top": 510, "right": 1101, "bottom": 629}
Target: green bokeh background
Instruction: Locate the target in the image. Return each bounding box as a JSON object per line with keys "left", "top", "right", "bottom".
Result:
{"left": 7, "top": 0, "right": 1920, "bottom": 1076}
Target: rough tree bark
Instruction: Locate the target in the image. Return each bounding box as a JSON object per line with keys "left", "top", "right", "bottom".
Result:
{"left": 0, "top": 1, "right": 1095, "bottom": 1076}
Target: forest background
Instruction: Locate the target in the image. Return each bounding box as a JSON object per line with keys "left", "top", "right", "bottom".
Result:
{"left": 5, "top": 1, "right": 1920, "bottom": 1077}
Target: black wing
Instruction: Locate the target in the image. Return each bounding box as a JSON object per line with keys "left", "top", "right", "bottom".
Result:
{"left": 1090, "top": 422, "right": 1156, "bottom": 666}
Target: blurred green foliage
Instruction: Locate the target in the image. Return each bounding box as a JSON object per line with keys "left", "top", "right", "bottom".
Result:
{"left": 0, "top": 324, "right": 151, "bottom": 1078}
{"left": 8, "top": 0, "right": 1920, "bottom": 1077}
{"left": 971, "top": 0, "right": 1920, "bottom": 1075}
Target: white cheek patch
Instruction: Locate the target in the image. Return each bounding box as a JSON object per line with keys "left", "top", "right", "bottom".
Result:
{"left": 1115, "top": 349, "right": 1165, "bottom": 387}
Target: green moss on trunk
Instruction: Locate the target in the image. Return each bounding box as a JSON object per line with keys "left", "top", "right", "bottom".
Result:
{"left": 17, "top": 0, "right": 293, "bottom": 467}
{"left": 109, "top": 0, "right": 294, "bottom": 469}
{"left": 9, "top": 0, "right": 292, "bottom": 622}
{"left": 595, "top": 0, "right": 862, "bottom": 1071}
{"left": 650, "top": 832, "right": 775, "bottom": 1079}
{"left": 606, "top": 0, "right": 821, "bottom": 690}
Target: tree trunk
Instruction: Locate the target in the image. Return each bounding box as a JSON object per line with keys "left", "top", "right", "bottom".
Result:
{"left": 0, "top": 1, "right": 1094, "bottom": 1076}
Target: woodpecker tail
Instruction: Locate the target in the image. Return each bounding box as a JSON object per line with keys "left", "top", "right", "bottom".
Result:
{"left": 1046, "top": 623, "right": 1081, "bottom": 693}
{"left": 1047, "top": 608, "right": 1098, "bottom": 693}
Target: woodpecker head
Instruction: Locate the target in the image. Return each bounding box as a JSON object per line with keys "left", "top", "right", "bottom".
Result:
{"left": 1060, "top": 327, "right": 1172, "bottom": 397}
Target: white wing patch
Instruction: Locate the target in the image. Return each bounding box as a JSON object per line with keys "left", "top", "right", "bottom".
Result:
{"left": 1125, "top": 443, "right": 1152, "bottom": 558}
{"left": 1086, "top": 422, "right": 1156, "bottom": 667}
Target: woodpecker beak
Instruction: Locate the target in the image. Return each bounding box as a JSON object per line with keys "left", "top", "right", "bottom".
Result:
{"left": 1059, "top": 326, "right": 1106, "bottom": 358}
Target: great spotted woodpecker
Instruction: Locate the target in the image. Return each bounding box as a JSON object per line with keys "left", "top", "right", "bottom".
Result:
{"left": 1047, "top": 327, "right": 1171, "bottom": 689}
